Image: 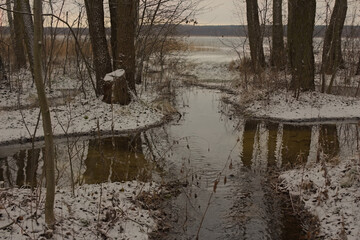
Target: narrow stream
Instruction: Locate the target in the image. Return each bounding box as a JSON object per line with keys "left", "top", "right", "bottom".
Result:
{"left": 147, "top": 88, "right": 304, "bottom": 239}
{"left": 0, "top": 87, "right": 359, "bottom": 239}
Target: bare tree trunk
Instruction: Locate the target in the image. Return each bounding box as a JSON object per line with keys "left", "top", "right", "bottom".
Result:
{"left": 356, "top": 56, "right": 360, "bottom": 75}
{"left": 18, "top": 0, "right": 35, "bottom": 77}
{"left": 270, "top": 0, "right": 285, "bottom": 69}
{"left": 117, "top": 0, "right": 137, "bottom": 94}
{"left": 12, "top": 0, "right": 27, "bottom": 70}
{"left": 322, "top": 0, "right": 347, "bottom": 74}
{"left": 84, "top": 0, "right": 113, "bottom": 96}
{"left": 33, "top": 0, "right": 56, "bottom": 227}
{"left": 288, "top": 0, "right": 316, "bottom": 92}
{"left": 6, "top": 0, "right": 20, "bottom": 71}
{"left": 246, "top": 0, "right": 265, "bottom": 73}
{"left": 109, "top": 0, "right": 118, "bottom": 67}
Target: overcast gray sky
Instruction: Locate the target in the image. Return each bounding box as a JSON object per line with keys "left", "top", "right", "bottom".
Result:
{"left": 1, "top": 0, "right": 357, "bottom": 27}
{"left": 195, "top": 0, "right": 359, "bottom": 26}
{"left": 196, "top": 0, "right": 238, "bottom": 25}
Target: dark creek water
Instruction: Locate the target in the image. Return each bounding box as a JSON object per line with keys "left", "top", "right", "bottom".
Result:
{"left": 0, "top": 87, "right": 359, "bottom": 239}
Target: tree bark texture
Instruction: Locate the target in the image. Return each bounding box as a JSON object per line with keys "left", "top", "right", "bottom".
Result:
{"left": 116, "top": 0, "right": 137, "bottom": 94}
{"left": 288, "top": 0, "right": 316, "bottom": 91}
{"left": 109, "top": 0, "right": 118, "bottom": 67}
{"left": 13, "top": 0, "right": 27, "bottom": 70}
{"left": 270, "top": 0, "right": 286, "bottom": 69}
{"left": 84, "top": 0, "right": 113, "bottom": 96}
{"left": 246, "top": 0, "right": 265, "bottom": 72}
{"left": 33, "top": 0, "right": 56, "bottom": 227}
{"left": 6, "top": 0, "right": 24, "bottom": 71}
{"left": 103, "top": 70, "right": 131, "bottom": 105}
{"left": 322, "top": 0, "right": 347, "bottom": 74}
{"left": 18, "top": 0, "right": 34, "bottom": 77}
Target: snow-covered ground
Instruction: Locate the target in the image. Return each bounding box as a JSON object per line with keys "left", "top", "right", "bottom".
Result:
{"left": 244, "top": 90, "right": 360, "bottom": 121}
{"left": 0, "top": 69, "right": 168, "bottom": 239}
{"left": 279, "top": 156, "right": 360, "bottom": 240}
{"left": 0, "top": 181, "right": 159, "bottom": 239}
{"left": 0, "top": 69, "right": 164, "bottom": 145}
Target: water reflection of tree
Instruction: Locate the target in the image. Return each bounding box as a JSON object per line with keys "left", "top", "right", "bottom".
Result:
{"left": 241, "top": 121, "right": 257, "bottom": 168}
{"left": 17, "top": 149, "right": 40, "bottom": 188}
{"left": 0, "top": 149, "right": 41, "bottom": 188}
{"left": 337, "top": 124, "right": 359, "bottom": 158}
{"left": 241, "top": 121, "right": 278, "bottom": 171}
{"left": 319, "top": 125, "right": 339, "bottom": 160}
{"left": 83, "top": 134, "right": 151, "bottom": 184}
{"left": 14, "top": 150, "right": 26, "bottom": 187}
{"left": 267, "top": 122, "right": 280, "bottom": 168}
{"left": 0, "top": 157, "right": 6, "bottom": 185}
{"left": 281, "top": 125, "right": 312, "bottom": 167}
{"left": 240, "top": 122, "right": 345, "bottom": 170}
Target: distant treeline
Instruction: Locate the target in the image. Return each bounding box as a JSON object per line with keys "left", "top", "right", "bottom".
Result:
{"left": 1, "top": 25, "right": 359, "bottom": 37}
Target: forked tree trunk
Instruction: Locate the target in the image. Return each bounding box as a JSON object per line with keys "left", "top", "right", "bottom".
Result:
{"left": 84, "top": 0, "right": 113, "bottom": 96}
{"left": 270, "top": 0, "right": 286, "bottom": 69}
{"left": 12, "top": 0, "right": 27, "bottom": 70}
{"left": 116, "top": 0, "right": 137, "bottom": 94}
{"left": 322, "top": 0, "right": 347, "bottom": 74}
{"left": 33, "top": 0, "right": 56, "bottom": 227}
{"left": 288, "top": 0, "right": 316, "bottom": 91}
{"left": 246, "top": 0, "right": 265, "bottom": 73}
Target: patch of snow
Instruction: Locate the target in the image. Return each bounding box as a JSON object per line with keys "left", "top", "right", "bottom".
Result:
{"left": 0, "top": 181, "right": 159, "bottom": 239}
{"left": 245, "top": 90, "right": 360, "bottom": 121}
{"left": 0, "top": 95, "right": 163, "bottom": 144}
{"left": 279, "top": 155, "right": 360, "bottom": 239}
{"left": 104, "top": 69, "right": 125, "bottom": 82}
{"left": 0, "top": 69, "right": 164, "bottom": 145}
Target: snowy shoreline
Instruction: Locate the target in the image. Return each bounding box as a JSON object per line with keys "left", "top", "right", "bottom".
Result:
{"left": 0, "top": 181, "right": 160, "bottom": 239}
{"left": 186, "top": 79, "right": 360, "bottom": 122}
{"left": 0, "top": 94, "right": 165, "bottom": 145}
{"left": 0, "top": 116, "right": 166, "bottom": 147}
{"left": 0, "top": 74, "right": 166, "bottom": 146}
{"left": 239, "top": 89, "right": 360, "bottom": 239}
{"left": 0, "top": 70, "right": 171, "bottom": 239}
{"left": 279, "top": 155, "right": 360, "bottom": 240}
{"left": 244, "top": 90, "right": 360, "bottom": 121}
{"left": 182, "top": 79, "right": 360, "bottom": 239}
